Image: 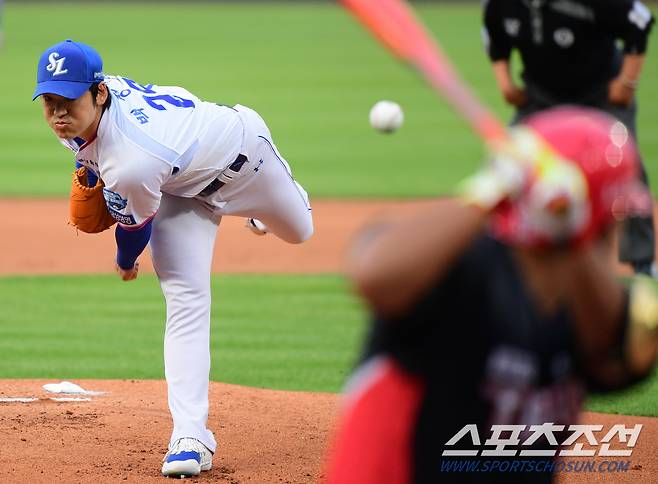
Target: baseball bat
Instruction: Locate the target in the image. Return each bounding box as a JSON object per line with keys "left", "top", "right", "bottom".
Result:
{"left": 341, "top": 0, "right": 508, "bottom": 149}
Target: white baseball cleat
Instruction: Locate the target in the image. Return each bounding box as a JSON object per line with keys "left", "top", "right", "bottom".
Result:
{"left": 246, "top": 217, "right": 268, "bottom": 236}
{"left": 162, "top": 437, "right": 213, "bottom": 478}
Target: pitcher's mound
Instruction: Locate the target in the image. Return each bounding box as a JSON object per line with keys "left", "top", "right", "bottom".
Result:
{"left": 0, "top": 379, "right": 339, "bottom": 483}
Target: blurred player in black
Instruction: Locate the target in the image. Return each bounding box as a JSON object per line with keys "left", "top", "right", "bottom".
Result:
{"left": 483, "top": 0, "right": 656, "bottom": 276}
{"left": 323, "top": 108, "right": 658, "bottom": 483}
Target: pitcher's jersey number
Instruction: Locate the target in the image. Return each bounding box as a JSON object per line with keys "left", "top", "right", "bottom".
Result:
{"left": 121, "top": 77, "right": 195, "bottom": 111}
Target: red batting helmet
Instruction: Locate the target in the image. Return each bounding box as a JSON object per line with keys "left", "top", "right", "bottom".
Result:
{"left": 491, "top": 107, "right": 651, "bottom": 248}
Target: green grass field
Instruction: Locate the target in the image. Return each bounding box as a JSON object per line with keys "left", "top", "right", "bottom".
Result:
{"left": 0, "top": 273, "right": 655, "bottom": 415}
{"left": 0, "top": 2, "right": 656, "bottom": 417}
{"left": 0, "top": 274, "right": 367, "bottom": 392}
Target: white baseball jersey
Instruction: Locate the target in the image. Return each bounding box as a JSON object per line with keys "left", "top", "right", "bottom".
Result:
{"left": 61, "top": 75, "right": 243, "bottom": 227}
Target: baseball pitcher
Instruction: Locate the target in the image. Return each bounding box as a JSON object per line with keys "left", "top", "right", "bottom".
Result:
{"left": 33, "top": 39, "right": 313, "bottom": 478}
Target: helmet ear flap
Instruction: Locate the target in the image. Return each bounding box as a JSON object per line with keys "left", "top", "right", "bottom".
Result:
{"left": 521, "top": 154, "right": 591, "bottom": 245}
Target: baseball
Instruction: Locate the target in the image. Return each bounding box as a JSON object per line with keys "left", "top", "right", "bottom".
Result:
{"left": 369, "top": 100, "right": 404, "bottom": 133}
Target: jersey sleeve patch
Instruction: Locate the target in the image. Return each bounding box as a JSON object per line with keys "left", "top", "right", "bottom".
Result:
{"left": 108, "top": 209, "right": 137, "bottom": 226}
{"left": 103, "top": 188, "right": 128, "bottom": 211}
{"left": 103, "top": 188, "right": 136, "bottom": 225}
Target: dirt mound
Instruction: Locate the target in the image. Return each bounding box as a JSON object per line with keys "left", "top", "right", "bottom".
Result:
{"left": 0, "top": 379, "right": 339, "bottom": 483}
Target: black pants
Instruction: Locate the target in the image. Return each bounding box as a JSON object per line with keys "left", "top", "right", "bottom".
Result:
{"left": 512, "top": 82, "right": 655, "bottom": 265}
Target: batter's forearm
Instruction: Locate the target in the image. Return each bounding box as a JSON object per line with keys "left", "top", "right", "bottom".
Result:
{"left": 567, "top": 234, "right": 624, "bottom": 350}
{"left": 349, "top": 199, "right": 488, "bottom": 317}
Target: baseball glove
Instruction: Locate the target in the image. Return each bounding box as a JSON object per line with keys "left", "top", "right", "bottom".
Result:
{"left": 70, "top": 167, "right": 117, "bottom": 233}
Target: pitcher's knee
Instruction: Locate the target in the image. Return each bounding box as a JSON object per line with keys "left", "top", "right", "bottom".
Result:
{"left": 284, "top": 217, "right": 314, "bottom": 244}
{"left": 296, "top": 223, "right": 314, "bottom": 244}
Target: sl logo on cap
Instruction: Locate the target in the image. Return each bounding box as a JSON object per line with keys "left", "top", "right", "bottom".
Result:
{"left": 46, "top": 52, "right": 68, "bottom": 76}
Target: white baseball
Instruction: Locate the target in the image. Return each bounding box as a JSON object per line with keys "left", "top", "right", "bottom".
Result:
{"left": 369, "top": 100, "right": 404, "bottom": 133}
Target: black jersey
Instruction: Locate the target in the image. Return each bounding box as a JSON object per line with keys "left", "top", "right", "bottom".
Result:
{"left": 361, "top": 236, "right": 629, "bottom": 483}
{"left": 483, "top": 0, "right": 655, "bottom": 100}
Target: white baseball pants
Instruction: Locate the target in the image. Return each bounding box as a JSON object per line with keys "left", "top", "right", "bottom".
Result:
{"left": 149, "top": 105, "right": 313, "bottom": 452}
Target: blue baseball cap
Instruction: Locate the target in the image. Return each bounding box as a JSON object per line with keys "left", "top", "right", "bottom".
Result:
{"left": 33, "top": 39, "right": 104, "bottom": 101}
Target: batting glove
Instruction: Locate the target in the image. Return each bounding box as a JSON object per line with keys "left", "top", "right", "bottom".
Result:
{"left": 458, "top": 126, "right": 539, "bottom": 211}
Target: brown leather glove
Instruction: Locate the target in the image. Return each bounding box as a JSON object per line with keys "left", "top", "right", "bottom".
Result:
{"left": 70, "top": 167, "right": 117, "bottom": 233}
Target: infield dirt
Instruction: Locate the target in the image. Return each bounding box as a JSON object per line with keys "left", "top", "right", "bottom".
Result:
{"left": 0, "top": 199, "right": 656, "bottom": 483}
